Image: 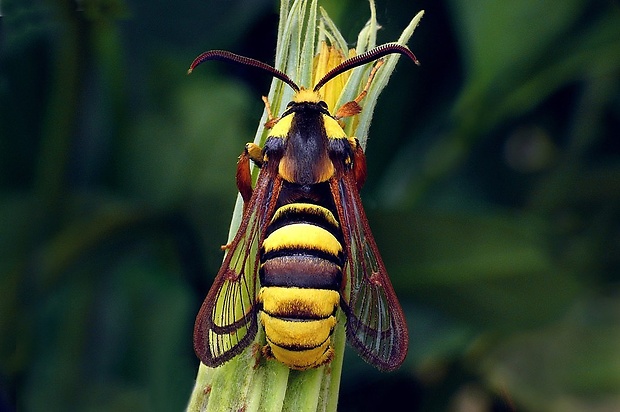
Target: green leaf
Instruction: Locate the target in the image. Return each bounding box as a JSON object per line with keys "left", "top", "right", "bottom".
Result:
{"left": 449, "top": 0, "right": 584, "bottom": 93}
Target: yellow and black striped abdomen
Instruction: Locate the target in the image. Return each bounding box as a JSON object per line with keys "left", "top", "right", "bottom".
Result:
{"left": 258, "top": 202, "right": 344, "bottom": 370}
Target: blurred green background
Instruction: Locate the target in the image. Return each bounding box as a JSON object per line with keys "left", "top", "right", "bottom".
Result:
{"left": 1, "top": 0, "right": 619, "bottom": 410}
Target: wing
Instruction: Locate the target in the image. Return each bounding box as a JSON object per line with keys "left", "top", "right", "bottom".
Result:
{"left": 330, "top": 169, "right": 409, "bottom": 371}
{"left": 194, "top": 160, "right": 282, "bottom": 367}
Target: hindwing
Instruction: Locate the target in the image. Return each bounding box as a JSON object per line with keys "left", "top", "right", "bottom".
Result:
{"left": 331, "top": 167, "right": 409, "bottom": 371}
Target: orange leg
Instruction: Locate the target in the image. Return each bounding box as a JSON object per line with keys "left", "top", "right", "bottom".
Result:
{"left": 334, "top": 59, "right": 385, "bottom": 119}
{"left": 262, "top": 96, "right": 280, "bottom": 129}
{"left": 236, "top": 146, "right": 253, "bottom": 206}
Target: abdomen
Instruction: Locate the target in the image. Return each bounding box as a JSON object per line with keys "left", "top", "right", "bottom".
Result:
{"left": 258, "top": 202, "right": 344, "bottom": 370}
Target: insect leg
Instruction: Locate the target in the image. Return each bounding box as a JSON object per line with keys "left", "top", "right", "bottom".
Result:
{"left": 246, "top": 143, "right": 264, "bottom": 165}
{"left": 333, "top": 60, "right": 385, "bottom": 119}
{"left": 262, "top": 96, "right": 280, "bottom": 129}
{"left": 236, "top": 145, "right": 255, "bottom": 205}
{"left": 349, "top": 137, "right": 367, "bottom": 190}
{"left": 353, "top": 59, "right": 385, "bottom": 104}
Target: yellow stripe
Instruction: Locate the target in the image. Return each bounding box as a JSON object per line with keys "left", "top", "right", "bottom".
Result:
{"left": 268, "top": 340, "right": 333, "bottom": 370}
{"left": 259, "top": 287, "right": 339, "bottom": 318}
{"left": 260, "top": 312, "right": 336, "bottom": 348}
{"left": 269, "top": 342, "right": 334, "bottom": 370}
{"left": 269, "top": 113, "right": 294, "bottom": 138}
{"left": 322, "top": 114, "right": 347, "bottom": 139}
{"left": 270, "top": 203, "right": 339, "bottom": 228}
{"left": 263, "top": 223, "right": 342, "bottom": 256}
{"left": 292, "top": 89, "right": 321, "bottom": 103}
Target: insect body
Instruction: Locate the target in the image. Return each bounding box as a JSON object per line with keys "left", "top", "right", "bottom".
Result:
{"left": 190, "top": 43, "right": 418, "bottom": 371}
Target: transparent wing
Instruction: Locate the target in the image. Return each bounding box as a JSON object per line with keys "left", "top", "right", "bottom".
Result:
{"left": 194, "top": 163, "right": 282, "bottom": 367}
{"left": 331, "top": 171, "right": 409, "bottom": 371}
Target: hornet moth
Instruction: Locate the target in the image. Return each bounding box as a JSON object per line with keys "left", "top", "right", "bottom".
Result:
{"left": 190, "top": 43, "right": 418, "bottom": 371}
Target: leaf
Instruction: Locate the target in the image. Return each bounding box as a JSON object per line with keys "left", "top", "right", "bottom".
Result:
{"left": 449, "top": 0, "right": 585, "bottom": 93}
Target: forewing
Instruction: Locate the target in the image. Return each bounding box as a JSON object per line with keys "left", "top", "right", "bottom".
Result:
{"left": 331, "top": 172, "right": 409, "bottom": 371}
{"left": 194, "top": 163, "right": 281, "bottom": 367}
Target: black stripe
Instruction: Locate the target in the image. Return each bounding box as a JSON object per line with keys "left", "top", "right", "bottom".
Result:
{"left": 275, "top": 181, "right": 336, "bottom": 208}
{"left": 261, "top": 247, "right": 343, "bottom": 267}
{"left": 260, "top": 254, "right": 342, "bottom": 290}
{"left": 265, "top": 207, "right": 341, "bottom": 241}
